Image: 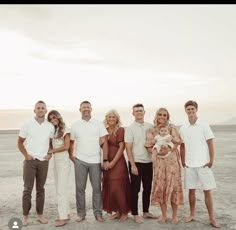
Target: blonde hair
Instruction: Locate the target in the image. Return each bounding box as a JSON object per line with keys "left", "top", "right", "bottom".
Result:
{"left": 103, "top": 109, "right": 122, "bottom": 135}
{"left": 153, "top": 108, "right": 170, "bottom": 128}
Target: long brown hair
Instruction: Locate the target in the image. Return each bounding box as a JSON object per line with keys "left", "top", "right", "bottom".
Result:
{"left": 47, "top": 110, "right": 65, "bottom": 138}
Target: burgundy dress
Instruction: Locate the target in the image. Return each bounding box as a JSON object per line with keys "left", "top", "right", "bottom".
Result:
{"left": 102, "top": 127, "right": 131, "bottom": 214}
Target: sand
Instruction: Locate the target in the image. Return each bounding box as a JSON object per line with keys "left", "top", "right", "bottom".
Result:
{"left": 0, "top": 127, "right": 236, "bottom": 230}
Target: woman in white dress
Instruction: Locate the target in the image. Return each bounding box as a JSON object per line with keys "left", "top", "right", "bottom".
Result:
{"left": 47, "top": 110, "right": 71, "bottom": 227}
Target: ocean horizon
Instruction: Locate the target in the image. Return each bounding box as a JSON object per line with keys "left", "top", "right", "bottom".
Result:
{"left": 1, "top": 108, "right": 235, "bottom": 130}
{"left": 1, "top": 125, "right": 236, "bottom": 134}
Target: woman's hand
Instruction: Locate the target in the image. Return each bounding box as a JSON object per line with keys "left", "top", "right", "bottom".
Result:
{"left": 172, "top": 136, "right": 181, "bottom": 145}
{"left": 146, "top": 147, "right": 153, "bottom": 153}
{"left": 107, "top": 161, "right": 115, "bottom": 169}
{"left": 47, "top": 149, "right": 54, "bottom": 154}
{"left": 44, "top": 154, "right": 52, "bottom": 161}
{"left": 102, "top": 161, "right": 109, "bottom": 171}
{"left": 69, "top": 155, "right": 75, "bottom": 162}
{"left": 159, "top": 146, "right": 169, "bottom": 155}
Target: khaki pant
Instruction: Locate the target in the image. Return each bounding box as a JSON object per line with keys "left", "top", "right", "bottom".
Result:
{"left": 22, "top": 159, "right": 49, "bottom": 215}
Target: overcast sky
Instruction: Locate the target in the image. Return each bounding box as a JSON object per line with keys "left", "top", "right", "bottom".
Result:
{"left": 0, "top": 4, "right": 235, "bottom": 125}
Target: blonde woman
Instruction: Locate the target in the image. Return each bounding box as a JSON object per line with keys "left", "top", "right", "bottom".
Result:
{"left": 47, "top": 110, "right": 71, "bottom": 227}
{"left": 145, "top": 108, "right": 184, "bottom": 224}
{"left": 102, "top": 109, "right": 131, "bottom": 221}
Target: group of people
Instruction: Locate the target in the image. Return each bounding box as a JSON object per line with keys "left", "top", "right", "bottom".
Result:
{"left": 17, "top": 100, "right": 221, "bottom": 228}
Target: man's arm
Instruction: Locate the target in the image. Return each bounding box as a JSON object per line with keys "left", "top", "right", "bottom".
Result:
{"left": 206, "top": 138, "right": 214, "bottom": 168}
{"left": 180, "top": 143, "right": 186, "bottom": 167}
{"left": 17, "top": 137, "right": 34, "bottom": 160}
{"left": 100, "top": 135, "right": 109, "bottom": 170}
{"left": 125, "top": 142, "right": 138, "bottom": 175}
{"left": 100, "top": 135, "right": 108, "bottom": 160}
{"left": 68, "top": 140, "right": 75, "bottom": 161}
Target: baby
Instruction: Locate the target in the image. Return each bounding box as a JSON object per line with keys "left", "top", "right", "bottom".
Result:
{"left": 152, "top": 125, "right": 174, "bottom": 159}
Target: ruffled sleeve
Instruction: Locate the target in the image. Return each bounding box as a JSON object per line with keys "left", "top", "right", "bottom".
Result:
{"left": 116, "top": 127, "right": 125, "bottom": 144}
{"left": 63, "top": 126, "right": 70, "bottom": 137}
{"left": 169, "top": 124, "right": 181, "bottom": 144}
{"left": 145, "top": 128, "right": 155, "bottom": 147}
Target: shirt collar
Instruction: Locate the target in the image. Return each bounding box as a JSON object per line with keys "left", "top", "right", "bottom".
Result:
{"left": 81, "top": 117, "right": 93, "bottom": 123}
{"left": 33, "top": 117, "right": 47, "bottom": 125}
{"left": 187, "top": 118, "right": 200, "bottom": 126}
{"left": 134, "top": 121, "right": 144, "bottom": 127}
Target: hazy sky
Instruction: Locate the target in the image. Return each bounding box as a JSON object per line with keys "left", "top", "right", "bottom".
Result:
{"left": 0, "top": 4, "right": 236, "bottom": 124}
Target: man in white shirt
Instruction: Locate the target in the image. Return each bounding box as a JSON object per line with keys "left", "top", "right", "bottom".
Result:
{"left": 180, "top": 100, "right": 221, "bottom": 228}
{"left": 17, "top": 100, "right": 54, "bottom": 226}
{"left": 125, "top": 103, "right": 157, "bottom": 224}
{"left": 69, "top": 101, "right": 108, "bottom": 222}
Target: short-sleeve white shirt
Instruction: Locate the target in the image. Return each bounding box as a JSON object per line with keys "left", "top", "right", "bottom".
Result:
{"left": 124, "top": 121, "right": 153, "bottom": 163}
{"left": 19, "top": 118, "right": 54, "bottom": 161}
{"left": 70, "top": 118, "right": 108, "bottom": 163}
{"left": 179, "top": 118, "right": 214, "bottom": 167}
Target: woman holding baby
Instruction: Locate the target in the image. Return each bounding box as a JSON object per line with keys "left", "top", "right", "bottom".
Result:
{"left": 145, "top": 108, "right": 184, "bottom": 224}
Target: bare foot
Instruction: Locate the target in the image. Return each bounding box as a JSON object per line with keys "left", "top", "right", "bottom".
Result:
{"left": 119, "top": 214, "right": 128, "bottom": 222}
{"left": 76, "top": 216, "right": 85, "bottom": 222}
{"left": 55, "top": 220, "right": 67, "bottom": 227}
{"left": 22, "top": 215, "right": 28, "bottom": 226}
{"left": 95, "top": 216, "right": 105, "bottom": 222}
{"left": 209, "top": 219, "right": 221, "bottom": 228}
{"left": 55, "top": 215, "right": 71, "bottom": 221}
{"left": 133, "top": 215, "right": 143, "bottom": 224}
{"left": 158, "top": 216, "right": 167, "bottom": 224}
{"left": 37, "top": 215, "right": 48, "bottom": 224}
{"left": 143, "top": 212, "right": 158, "bottom": 219}
{"left": 109, "top": 212, "right": 120, "bottom": 220}
{"left": 184, "top": 215, "right": 194, "bottom": 223}
{"left": 171, "top": 217, "right": 179, "bottom": 224}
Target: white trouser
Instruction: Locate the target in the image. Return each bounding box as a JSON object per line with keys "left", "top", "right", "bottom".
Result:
{"left": 53, "top": 151, "right": 71, "bottom": 219}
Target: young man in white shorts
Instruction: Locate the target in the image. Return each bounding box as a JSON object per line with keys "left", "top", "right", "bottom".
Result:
{"left": 180, "top": 100, "right": 221, "bottom": 228}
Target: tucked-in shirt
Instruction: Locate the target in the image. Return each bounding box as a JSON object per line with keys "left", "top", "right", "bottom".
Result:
{"left": 179, "top": 118, "right": 214, "bottom": 167}
{"left": 70, "top": 118, "right": 108, "bottom": 163}
{"left": 19, "top": 118, "right": 54, "bottom": 161}
{"left": 124, "top": 121, "right": 153, "bottom": 163}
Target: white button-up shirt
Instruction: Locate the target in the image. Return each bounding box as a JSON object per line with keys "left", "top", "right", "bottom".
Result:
{"left": 180, "top": 118, "right": 214, "bottom": 167}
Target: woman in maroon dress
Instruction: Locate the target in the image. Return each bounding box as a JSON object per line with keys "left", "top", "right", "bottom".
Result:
{"left": 102, "top": 109, "right": 131, "bottom": 221}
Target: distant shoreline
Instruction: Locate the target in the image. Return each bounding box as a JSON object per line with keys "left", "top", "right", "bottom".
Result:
{"left": 1, "top": 125, "right": 236, "bottom": 134}
{"left": 0, "top": 129, "right": 19, "bottom": 134}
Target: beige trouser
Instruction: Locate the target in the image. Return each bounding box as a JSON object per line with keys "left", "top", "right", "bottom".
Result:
{"left": 54, "top": 151, "right": 71, "bottom": 219}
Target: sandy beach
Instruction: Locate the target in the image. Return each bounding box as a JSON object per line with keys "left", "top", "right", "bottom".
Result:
{"left": 0, "top": 126, "right": 236, "bottom": 230}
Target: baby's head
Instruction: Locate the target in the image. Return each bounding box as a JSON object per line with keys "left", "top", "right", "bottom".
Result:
{"left": 159, "top": 125, "right": 170, "bottom": 137}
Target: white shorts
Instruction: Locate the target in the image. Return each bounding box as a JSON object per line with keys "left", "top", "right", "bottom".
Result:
{"left": 184, "top": 166, "right": 216, "bottom": 190}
